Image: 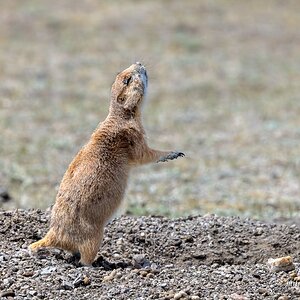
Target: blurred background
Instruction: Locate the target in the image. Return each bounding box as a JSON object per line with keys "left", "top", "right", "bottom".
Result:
{"left": 1, "top": 0, "right": 300, "bottom": 220}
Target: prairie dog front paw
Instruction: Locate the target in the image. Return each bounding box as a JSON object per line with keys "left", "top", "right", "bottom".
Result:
{"left": 157, "top": 151, "right": 185, "bottom": 163}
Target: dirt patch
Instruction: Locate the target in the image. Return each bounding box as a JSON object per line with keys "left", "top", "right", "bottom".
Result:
{"left": 1, "top": 209, "right": 300, "bottom": 299}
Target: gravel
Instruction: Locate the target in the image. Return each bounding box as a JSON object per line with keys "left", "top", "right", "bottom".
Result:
{"left": 1, "top": 209, "right": 300, "bottom": 299}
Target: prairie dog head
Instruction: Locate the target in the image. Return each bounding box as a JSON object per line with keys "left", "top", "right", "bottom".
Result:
{"left": 110, "top": 62, "right": 148, "bottom": 118}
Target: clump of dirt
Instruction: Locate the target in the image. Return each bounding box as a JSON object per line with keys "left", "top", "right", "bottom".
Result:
{"left": 1, "top": 209, "right": 300, "bottom": 299}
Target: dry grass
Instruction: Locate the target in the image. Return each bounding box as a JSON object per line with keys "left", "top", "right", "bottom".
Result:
{"left": 1, "top": 0, "right": 300, "bottom": 219}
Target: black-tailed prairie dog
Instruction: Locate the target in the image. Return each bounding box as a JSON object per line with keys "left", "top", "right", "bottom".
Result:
{"left": 29, "top": 62, "right": 185, "bottom": 265}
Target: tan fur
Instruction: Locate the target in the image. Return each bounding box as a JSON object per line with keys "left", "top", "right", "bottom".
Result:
{"left": 29, "top": 63, "right": 184, "bottom": 265}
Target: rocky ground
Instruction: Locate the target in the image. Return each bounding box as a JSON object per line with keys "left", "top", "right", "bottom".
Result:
{"left": 1, "top": 209, "right": 300, "bottom": 299}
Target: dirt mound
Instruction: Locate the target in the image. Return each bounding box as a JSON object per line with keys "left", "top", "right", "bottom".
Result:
{"left": 1, "top": 209, "right": 300, "bottom": 299}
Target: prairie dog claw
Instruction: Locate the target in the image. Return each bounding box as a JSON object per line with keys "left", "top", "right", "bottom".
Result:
{"left": 157, "top": 151, "right": 185, "bottom": 163}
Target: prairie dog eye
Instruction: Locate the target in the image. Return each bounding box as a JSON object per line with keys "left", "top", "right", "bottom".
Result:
{"left": 123, "top": 76, "right": 132, "bottom": 86}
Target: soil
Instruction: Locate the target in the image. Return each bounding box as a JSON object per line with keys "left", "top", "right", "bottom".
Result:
{"left": 1, "top": 209, "right": 300, "bottom": 300}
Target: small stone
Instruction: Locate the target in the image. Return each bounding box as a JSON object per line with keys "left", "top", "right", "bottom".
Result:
{"left": 73, "top": 274, "right": 91, "bottom": 287}
{"left": 229, "top": 294, "right": 249, "bottom": 300}
{"left": 254, "top": 227, "right": 264, "bottom": 236}
{"left": 0, "top": 255, "right": 7, "bottom": 262}
{"left": 17, "top": 249, "right": 30, "bottom": 258}
{"left": 267, "top": 256, "right": 295, "bottom": 272}
{"left": 131, "top": 268, "right": 139, "bottom": 274}
{"left": 116, "top": 238, "right": 123, "bottom": 245}
{"left": 166, "top": 291, "right": 175, "bottom": 299}
{"left": 190, "top": 296, "right": 200, "bottom": 300}
{"left": 192, "top": 252, "right": 207, "bottom": 260}
{"left": 0, "top": 291, "right": 15, "bottom": 297}
{"left": 132, "top": 254, "right": 150, "bottom": 268}
{"left": 103, "top": 269, "right": 117, "bottom": 282}
{"left": 22, "top": 271, "right": 35, "bottom": 277}
{"left": 83, "top": 275, "right": 91, "bottom": 285}
{"left": 40, "top": 266, "right": 57, "bottom": 275}
{"left": 61, "top": 281, "right": 73, "bottom": 290}
{"left": 132, "top": 254, "right": 145, "bottom": 264}
{"left": 150, "top": 263, "right": 159, "bottom": 273}
{"left": 174, "top": 290, "right": 187, "bottom": 300}
{"left": 258, "top": 288, "right": 268, "bottom": 295}
{"left": 139, "top": 270, "right": 148, "bottom": 277}
{"left": 73, "top": 274, "right": 84, "bottom": 287}
{"left": 113, "top": 253, "right": 121, "bottom": 259}
{"left": 278, "top": 296, "right": 289, "bottom": 300}
{"left": 28, "top": 290, "right": 37, "bottom": 296}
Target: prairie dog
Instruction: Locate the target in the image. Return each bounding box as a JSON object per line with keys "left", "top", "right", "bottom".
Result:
{"left": 29, "top": 62, "right": 185, "bottom": 265}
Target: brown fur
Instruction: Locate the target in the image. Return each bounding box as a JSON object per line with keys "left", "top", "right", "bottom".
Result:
{"left": 29, "top": 62, "right": 184, "bottom": 265}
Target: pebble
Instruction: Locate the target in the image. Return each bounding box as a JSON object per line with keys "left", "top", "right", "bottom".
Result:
{"left": 61, "top": 281, "right": 73, "bottom": 290}
{"left": 0, "top": 291, "right": 15, "bottom": 297}
{"left": 278, "top": 296, "right": 289, "bottom": 300}
{"left": 139, "top": 270, "right": 149, "bottom": 277}
{"left": 267, "top": 256, "right": 295, "bottom": 272}
{"left": 22, "top": 270, "right": 35, "bottom": 277}
{"left": 132, "top": 254, "right": 150, "bottom": 269}
{"left": 229, "top": 293, "right": 249, "bottom": 300}
{"left": 258, "top": 288, "right": 268, "bottom": 295}
{"left": 40, "top": 266, "right": 57, "bottom": 275}
{"left": 254, "top": 227, "right": 264, "bottom": 236}
{"left": 113, "top": 253, "right": 121, "bottom": 259}
{"left": 103, "top": 269, "right": 117, "bottom": 282}
{"left": 83, "top": 275, "right": 91, "bottom": 285}
{"left": 150, "top": 263, "right": 160, "bottom": 274}
{"left": 73, "top": 274, "right": 84, "bottom": 287}
{"left": 28, "top": 290, "right": 37, "bottom": 296}
{"left": 116, "top": 238, "right": 123, "bottom": 245}
{"left": 173, "top": 290, "right": 187, "bottom": 299}
{"left": 2, "top": 278, "right": 13, "bottom": 287}
{"left": 0, "top": 254, "right": 7, "bottom": 262}
{"left": 191, "top": 252, "right": 207, "bottom": 260}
